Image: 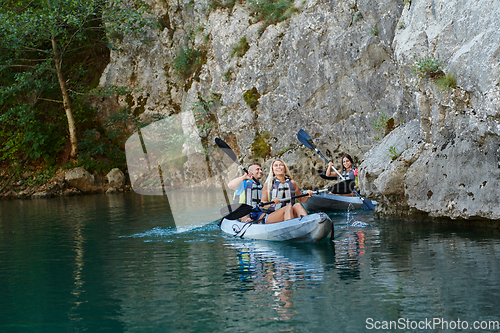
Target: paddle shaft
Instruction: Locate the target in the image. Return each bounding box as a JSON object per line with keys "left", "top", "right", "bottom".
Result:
{"left": 327, "top": 161, "right": 346, "bottom": 181}
{"left": 221, "top": 189, "right": 328, "bottom": 220}
{"left": 260, "top": 189, "right": 328, "bottom": 207}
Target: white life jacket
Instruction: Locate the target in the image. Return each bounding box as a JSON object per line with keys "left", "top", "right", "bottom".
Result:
{"left": 267, "top": 177, "right": 296, "bottom": 212}
{"left": 233, "top": 180, "right": 262, "bottom": 208}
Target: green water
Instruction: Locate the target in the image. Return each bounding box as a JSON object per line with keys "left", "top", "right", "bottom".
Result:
{"left": 1, "top": 193, "right": 499, "bottom": 332}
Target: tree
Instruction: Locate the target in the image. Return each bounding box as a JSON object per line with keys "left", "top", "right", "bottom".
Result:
{"left": 0, "top": 0, "right": 153, "bottom": 162}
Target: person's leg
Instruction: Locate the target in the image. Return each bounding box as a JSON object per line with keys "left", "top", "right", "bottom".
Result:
{"left": 292, "top": 203, "right": 308, "bottom": 217}
{"left": 266, "top": 205, "right": 293, "bottom": 224}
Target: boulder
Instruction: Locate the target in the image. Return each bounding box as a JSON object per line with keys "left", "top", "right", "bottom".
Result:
{"left": 106, "top": 186, "right": 119, "bottom": 194}
{"left": 32, "top": 191, "right": 54, "bottom": 199}
{"left": 106, "top": 168, "right": 125, "bottom": 189}
{"left": 62, "top": 188, "right": 83, "bottom": 196}
{"left": 65, "top": 167, "right": 95, "bottom": 193}
{"left": 4, "top": 191, "right": 18, "bottom": 199}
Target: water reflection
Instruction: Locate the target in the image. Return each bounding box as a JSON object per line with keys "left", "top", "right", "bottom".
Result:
{"left": 331, "top": 208, "right": 378, "bottom": 281}
{"left": 68, "top": 218, "right": 85, "bottom": 324}
{"left": 2, "top": 195, "right": 500, "bottom": 332}
{"left": 224, "top": 241, "right": 336, "bottom": 322}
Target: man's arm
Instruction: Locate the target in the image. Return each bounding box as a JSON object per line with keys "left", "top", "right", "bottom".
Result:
{"left": 228, "top": 174, "right": 251, "bottom": 190}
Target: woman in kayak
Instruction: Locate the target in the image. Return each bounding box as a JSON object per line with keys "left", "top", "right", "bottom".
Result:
{"left": 260, "top": 159, "right": 313, "bottom": 224}
{"left": 326, "top": 154, "right": 358, "bottom": 195}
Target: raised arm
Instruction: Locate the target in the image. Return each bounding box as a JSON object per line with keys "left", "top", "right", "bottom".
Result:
{"left": 325, "top": 162, "right": 341, "bottom": 178}
{"left": 227, "top": 173, "right": 251, "bottom": 190}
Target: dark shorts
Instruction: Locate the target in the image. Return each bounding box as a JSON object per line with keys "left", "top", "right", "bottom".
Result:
{"left": 250, "top": 211, "right": 266, "bottom": 223}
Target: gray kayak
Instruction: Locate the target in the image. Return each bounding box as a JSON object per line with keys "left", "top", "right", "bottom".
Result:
{"left": 303, "top": 192, "right": 373, "bottom": 211}
{"left": 220, "top": 212, "right": 333, "bottom": 242}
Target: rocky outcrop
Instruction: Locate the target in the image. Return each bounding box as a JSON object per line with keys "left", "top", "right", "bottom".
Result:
{"left": 106, "top": 168, "right": 126, "bottom": 189}
{"left": 105, "top": 168, "right": 126, "bottom": 194}
{"left": 97, "top": 0, "right": 500, "bottom": 221}
{"left": 0, "top": 166, "right": 131, "bottom": 199}
{"left": 358, "top": 119, "right": 423, "bottom": 214}
{"left": 358, "top": 0, "right": 500, "bottom": 221}
{"left": 65, "top": 167, "right": 96, "bottom": 193}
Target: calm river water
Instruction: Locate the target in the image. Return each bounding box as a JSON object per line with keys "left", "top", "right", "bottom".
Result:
{"left": 1, "top": 193, "right": 499, "bottom": 332}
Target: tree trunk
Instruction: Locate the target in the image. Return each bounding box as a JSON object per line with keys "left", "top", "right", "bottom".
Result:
{"left": 50, "top": 35, "right": 78, "bottom": 158}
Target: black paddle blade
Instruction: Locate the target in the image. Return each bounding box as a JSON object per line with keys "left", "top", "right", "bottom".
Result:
{"left": 359, "top": 194, "right": 376, "bottom": 210}
{"left": 215, "top": 138, "right": 239, "bottom": 164}
{"left": 220, "top": 203, "right": 254, "bottom": 220}
{"left": 316, "top": 169, "right": 337, "bottom": 180}
{"left": 298, "top": 129, "right": 330, "bottom": 164}
{"left": 297, "top": 129, "right": 315, "bottom": 149}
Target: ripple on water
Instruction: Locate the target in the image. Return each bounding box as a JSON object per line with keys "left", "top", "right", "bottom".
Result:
{"left": 121, "top": 222, "right": 222, "bottom": 243}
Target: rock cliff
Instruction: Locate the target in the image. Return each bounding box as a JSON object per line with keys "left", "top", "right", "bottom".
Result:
{"left": 97, "top": 0, "right": 500, "bottom": 221}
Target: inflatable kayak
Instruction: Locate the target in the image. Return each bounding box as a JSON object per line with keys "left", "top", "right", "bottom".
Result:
{"left": 220, "top": 212, "right": 333, "bottom": 242}
{"left": 303, "top": 192, "right": 375, "bottom": 211}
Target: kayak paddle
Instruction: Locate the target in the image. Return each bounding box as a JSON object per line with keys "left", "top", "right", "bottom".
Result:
{"left": 259, "top": 189, "right": 328, "bottom": 207}
{"left": 316, "top": 169, "right": 337, "bottom": 180}
{"left": 215, "top": 137, "right": 261, "bottom": 185}
{"left": 125, "top": 113, "right": 236, "bottom": 228}
{"left": 220, "top": 189, "right": 328, "bottom": 220}
{"left": 296, "top": 129, "right": 375, "bottom": 210}
{"left": 220, "top": 203, "right": 254, "bottom": 220}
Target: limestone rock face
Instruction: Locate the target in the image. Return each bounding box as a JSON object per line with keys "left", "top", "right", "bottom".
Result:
{"left": 358, "top": 120, "right": 423, "bottom": 214}
{"left": 65, "top": 167, "right": 96, "bottom": 193}
{"left": 98, "top": 0, "right": 500, "bottom": 221}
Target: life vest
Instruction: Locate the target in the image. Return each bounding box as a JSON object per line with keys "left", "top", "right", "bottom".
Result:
{"left": 233, "top": 180, "right": 262, "bottom": 208}
{"left": 339, "top": 167, "right": 357, "bottom": 180}
{"left": 267, "top": 177, "right": 296, "bottom": 212}
{"left": 328, "top": 167, "right": 358, "bottom": 194}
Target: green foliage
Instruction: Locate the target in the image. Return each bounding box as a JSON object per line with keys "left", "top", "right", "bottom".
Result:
{"left": 191, "top": 92, "right": 221, "bottom": 139}
{"left": 412, "top": 56, "right": 457, "bottom": 90}
{"left": 231, "top": 36, "right": 250, "bottom": 58}
{"left": 0, "top": 0, "right": 155, "bottom": 166}
{"left": 77, "top": 107, "right": 137, "bottom": 172}
{"left": 352, "top": 11, "right": 362, "bottom": 23}
{"left": 435, "top": 73, "right": 457, "bottom": 90}
{"left": 0, "top": 103, "right": 67, "bottom": 164}
{"left": 412, "top": 56, "right": 444, "bottom": 79}
{"left": 277, "top": 146, "right": 291, "bottom": 155}
{"left": 24, "top": 166, "right": 59, "bottom": 187}
{"left": 373, "top": 112, "right": 395, "bottom": 141}
{"left": 370, "top": 26, "right": 379, "bottom": 36}
{"left": 192, "top": 92, "right": 222, "bottom": 114}
{"left": 388, "top": 146, "right": 400, "bottom": 161}
{"left": 252, "top": 132, "right": 271, "bottom": 159}
{"left": 173, "top": 39, "right": 205, "bottom": 81}
{"left": 248, "top": 0, "right": 299, "bottom": 33}
{"left": 223, "top": 68, "right": 233, "bottom": 82}
{"left": 243, "top": 87, "right": 260, "bottom": 110}
{"left": 209, "top": 0, "right": 240, "bottom": 11}
{"left": 104, "top": 0, "right": 157, "bottom": 45}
